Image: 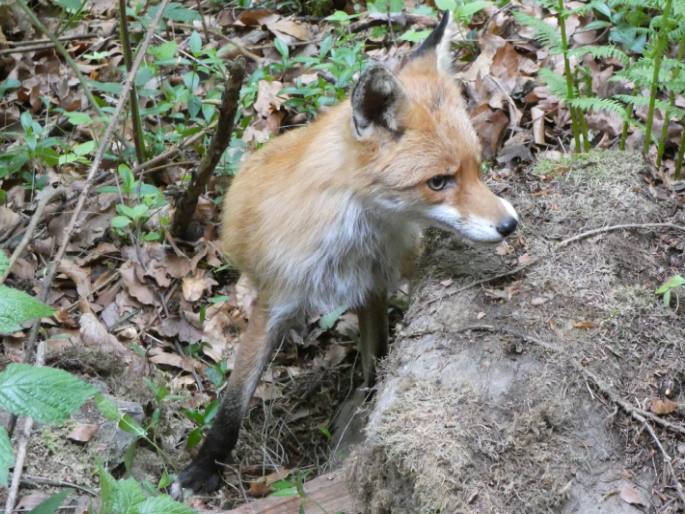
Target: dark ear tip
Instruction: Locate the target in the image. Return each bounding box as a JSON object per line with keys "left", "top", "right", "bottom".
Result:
{"left": 412, "top": 10, "right": 451, "bottom": 57}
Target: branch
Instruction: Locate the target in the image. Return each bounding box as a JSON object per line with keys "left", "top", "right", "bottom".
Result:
{"left": 170, "top": 58, "right": 245, "bottom": 240}
{"left": 3, "top": 2, "right": 171, "bottom": 512}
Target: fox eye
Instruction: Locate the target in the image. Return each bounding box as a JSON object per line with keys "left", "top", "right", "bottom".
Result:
{"left": 427, "top": 175, "right": 451, "bottom": 191}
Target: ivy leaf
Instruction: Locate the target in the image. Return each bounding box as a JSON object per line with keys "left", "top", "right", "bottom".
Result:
{"left": 0, "top": 285, "right": 54, "bottom": 334}
{"left": 0, "top": 364, "right": 96, "bottom": 424}
{"left": 0, "top": 426, "right": 13, "bottom": 487}
{"left": 28, "top": 490, "right": 70, "bottom": 514}
{"left": 138, "top": 495, "right": 197, "bottom": 514}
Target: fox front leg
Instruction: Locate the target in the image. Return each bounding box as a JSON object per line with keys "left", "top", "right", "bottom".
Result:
{"left": 175, "top": 299, "right": 279, "bottom": 494}
{"left": 356, "top": 290, "right": 389, "bottom": 386}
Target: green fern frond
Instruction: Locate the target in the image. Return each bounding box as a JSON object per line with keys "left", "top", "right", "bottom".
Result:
{"left": 539, "top": 68, "right": 569, "bottom": 100}
{"left": 609, "top": 0, "right": 661, "bottom": 9}
{"left": 613, "top": 94, "right": 685, "bottom": 118}
{"left": 568, "top": 97, "right": 627, "bottom": 116}
{"left": 454, "top": 0, "right": 491, "bottom": 22}
{"left": 568, "top": 45, "right": 630, "bottom": 65}
{"left": 513, "top": 12, "right": 562, "bottom": 52}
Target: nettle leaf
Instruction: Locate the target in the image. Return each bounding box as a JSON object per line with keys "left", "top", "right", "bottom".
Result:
{"left": 137, "top": 495, "right": 197, "bottom": 514}
{"left": 27, "top": 490, "right": 70, "bottom": 514}
{"left": 0, "top": 364, "right": 96, "bottom": 424}
{"left": 0, "top": 285, "right": 54, "bottom": 334}
{"left": 0, "top": 426, "right": 13, "bottom": 487}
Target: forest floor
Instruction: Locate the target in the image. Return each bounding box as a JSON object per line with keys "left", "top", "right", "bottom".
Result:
{"left": 1, "top": 0, "right": 684, "bottom": 512}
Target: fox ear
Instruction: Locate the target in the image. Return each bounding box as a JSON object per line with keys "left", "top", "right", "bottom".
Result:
{"left": 351, "top": 64, "right": 408, "bottom": 140}
{"left": 409, "top": 10, "right": 452, "bottom": 73}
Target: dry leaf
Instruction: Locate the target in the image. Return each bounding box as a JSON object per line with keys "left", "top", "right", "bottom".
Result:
{"left": 68, "top": 423, "right": 99, "bottom": 442}
{"left": 149, "top": 349, "right": 195, "bottom": 372}
{"left": 619, "top": 482, "right": 645, "bottom": 507}
{"left": 120, "top": 260, "right": 155, "bottom": 305}
{"left": 58, "top": 259, "right": 92, "bottom": 298}
{"left": 182, "top": 270, "right": 216, "bottom": 302}
{"left": 531, "top": 106, "right": 546, "bottom": 145}
{"left": 650, "top": 398, "right": 678, "bottom": 416}
{"left": 254, "top": 80, "right": 285, "bottom": 118}
{"left": 573, "top": 320, "right": 594, "bottom": 329}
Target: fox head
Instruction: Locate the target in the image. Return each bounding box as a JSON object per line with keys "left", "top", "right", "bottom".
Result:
{"left": 350, "top": 12, "right": 518, "bottom": 242}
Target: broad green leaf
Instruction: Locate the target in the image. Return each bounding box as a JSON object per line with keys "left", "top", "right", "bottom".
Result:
{"left": 188, "top": 31, "right": 202, "bottom": 55}
{"left": 99, "top": 469, "right": 145, "bottom": 514}
{"left": 0, "top": 79, "right": 20, "bottom": 96}
{"left": 73, "top": 140, "right": 96, "bottom": 156}
{"left": 28, "top": 490, "right": 70, "bottom": 514}
{"left": 0, "top": 285, "right": 54, "bottom": 334}
{"left": 138, "top": 495, "right": 197, "bottom": 514}
{"left": 399, "top": 29, "right": 431, "bottom": 43}
{"left": 319, "top": 305, "right": 348, "bottom": 331}
{"left": 0, "top": 426, "right": 13, "bottom": 487}
{"left": 118, "top": 414, "right": 147, "bottom": 438}
{"left": 63, "top": 112, "right": 92, "bottom": 126}
{"left": 94, "top": 393, "right": 120, "bottom": 420}
{"left": 161, "top": 2, "right": 200, "bottom": 22}
{"left": 117, "top": 204, "right": 149, "bottom": 221}
{"left": 0, "top": 363, "right": 96, "bottom": 424}
{"left": 0, "top": 250, "right": 8, "bottom": 277}
{"left": 150, "top": 41, "right": 177, "bottom": 62}
{"left": 435, "top": 0, "right": 456, "bottom": 10}
{"left": 111, "top": 216, "right": 132, "bottom": 229}
{"left": 324, "top": 10, "right": 353, "bottom": 23}
{"left": 54, "top": 0, "right": 82, "bottom": 11}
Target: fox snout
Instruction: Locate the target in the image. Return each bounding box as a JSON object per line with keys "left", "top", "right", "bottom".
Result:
{"left": 495, "top": 197, "right": 518, "bottom": 238}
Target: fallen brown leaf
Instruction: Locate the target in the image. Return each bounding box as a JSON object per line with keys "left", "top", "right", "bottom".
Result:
{"left": 650, "top": 398, "right": 678, "bottom": 416}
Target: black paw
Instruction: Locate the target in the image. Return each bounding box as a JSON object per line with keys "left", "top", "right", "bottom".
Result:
{"left": 173, "top": 459, "right": 222, "bottom": 496}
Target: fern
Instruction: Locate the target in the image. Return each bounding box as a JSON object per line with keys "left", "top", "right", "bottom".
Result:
{"left": 569, "top": 45, "right": 630, "bottom": 65}
{"left": 513, "top": 12, "right": 562, "bottom": 52}
{"left": 539, "top": 68, "right": 568, "bottom": 99}
{"left": 568, "top": 97, "right": 627, "bottom": 117}
{"left": 613, "top": 94, "right": 685, "bottom": 119}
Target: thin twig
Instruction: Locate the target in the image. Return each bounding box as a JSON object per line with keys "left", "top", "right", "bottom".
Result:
{"left": 3, "top": 3, "right": 170, "bottom": 512}
{"left": 429, "top": 222, "right": 685, "bottom": 306}
{"left": 633, "top": 412, "right": 685, "bottom": 510}
{"left": 0, "top": 185, "right": 63, "bottom": 285}
{"left": 8, "top": 34, "right": 99, "bottom": 46}
{"left": 21, "top": 474, "right": 97, "bottom": 496}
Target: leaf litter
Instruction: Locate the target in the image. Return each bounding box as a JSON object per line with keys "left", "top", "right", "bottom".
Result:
{"left": 0, "top": 0, "right": 684, "bottom": 511}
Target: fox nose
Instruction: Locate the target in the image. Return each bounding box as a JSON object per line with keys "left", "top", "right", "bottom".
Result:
{"left": 496, "top": 217, "right": 518, "bottom": 237}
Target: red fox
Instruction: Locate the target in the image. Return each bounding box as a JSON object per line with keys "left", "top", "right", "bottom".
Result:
{"left": 176, "top": 11, "right": 518, "bottom": 493}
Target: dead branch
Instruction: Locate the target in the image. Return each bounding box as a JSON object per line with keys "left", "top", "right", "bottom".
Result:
{"left": 3, "top": 2, "right": 171, "bottom": 511}
{"left": 170, "top": 58, "right": 246, "bottom": 240}
{"left": 429, "top": 222, "right": 685, "bottom": 306}
{"left": 21, "top": 474, "right": 97, "bottom": 496}
{"left": 0, "top": 185, "right": 63, "bottom": 285}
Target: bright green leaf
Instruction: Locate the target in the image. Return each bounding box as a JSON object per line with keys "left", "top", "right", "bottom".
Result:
{"left": 111, "top": 216, "right": 132, "bottom": 229}
{"left": 63, "top": 112, "right": 92, "bottom": 126}
{"left": 73, "top": 140, "right": 96, "bottom": 156}
{"left": 274, "top": 38, "right": 289, "bottom": 59}
{"left": 138, "top": 495, "right": 197, "bottom": 514}
{"left": 319, "top": 305, "right": 348, "bottom": 331}
{"left": 150, "top": 41, "right": 178, "bottom": 62}
{"left": 435, "top": 0, "right": 456, "bottom": 10}
{"left": 399, "top": 29, "right": 431, "bottom": 43}
{"left": 53, "top": 0, "right": 82, "bottom": 11}
{"left": 188, "top": 31, "right": 202, "bottom": 55}
{"left": 655, "top": 274, "right": 685, "bottom": 294}
{"left": 0, "top": 363, "right": 96, "bottom": 424}
{"left": 0, "top": 285, "right": 54, "bottom": 334}
{"left": 28, "top": 490, "right": 70, "bottom": 514}
{"left": 0, "top": 426, "right": 13, "bottom": 487}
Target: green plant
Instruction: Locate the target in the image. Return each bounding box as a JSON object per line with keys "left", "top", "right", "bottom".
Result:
{"left": 655, "top": 274, "right": 684, "bottom": 307}
{"left": 182, "top": 399, "right": 219, "bottom": 449}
